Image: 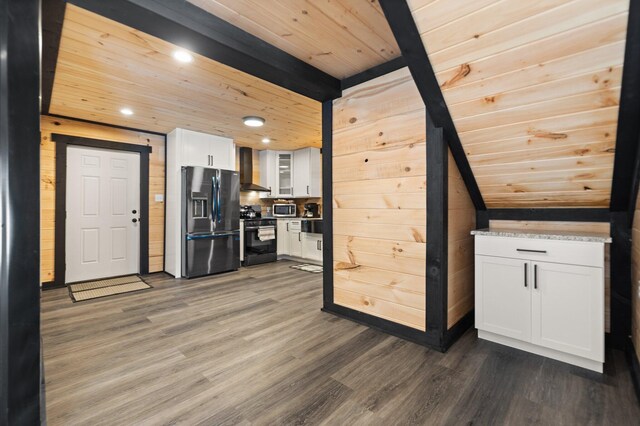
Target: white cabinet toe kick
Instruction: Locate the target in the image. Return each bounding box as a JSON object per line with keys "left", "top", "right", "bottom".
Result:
{"left": 471, "top": 231, "right": 611, "bottom": 373}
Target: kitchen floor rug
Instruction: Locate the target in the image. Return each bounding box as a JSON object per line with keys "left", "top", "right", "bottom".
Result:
{"left": 290, "top": 263, "right": 323, "bottom": 273}
{"left": 68, "top": 275, "right": 152, "bottom": 302}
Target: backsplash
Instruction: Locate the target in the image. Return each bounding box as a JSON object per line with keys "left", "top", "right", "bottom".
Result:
{"left": 239, "top": 191, "right": 322, "bottom": 217}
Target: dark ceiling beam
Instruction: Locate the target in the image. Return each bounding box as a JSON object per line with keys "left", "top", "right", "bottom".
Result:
{"left": 378, "top": 0, "right": 485, "bottom": 211}
{"left": 341, "top": 56, "right": 406, "bottom": 90}
{"left": 67, "top": 0, "right": 341, "bottom": 102}
{"left": 610, "top": 0, "right": 640, "bottom": 221}
{"left": 41, "top": 0, "right": 66, "bottom": 114}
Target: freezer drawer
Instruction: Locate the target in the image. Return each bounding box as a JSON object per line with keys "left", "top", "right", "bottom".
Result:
{"left": 184, "top": 232, "right": 240, "bottom": 278}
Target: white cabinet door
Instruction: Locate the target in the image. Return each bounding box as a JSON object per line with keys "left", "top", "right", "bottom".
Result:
{"left": 531, "top": 261, "right": 604, "bottom": 361}
{"left": 475, "top": 255, "right": 531, "bottom": 342}
{"left": 277, "top": 220, "right": 290, "bottom": 255}
{"left": 275, "top": 151, "right": 294, "bottom": 197}
{"left": 181, "top": 131, "right": 210, "bottom": 167}
{"left": 289, "top": 231, "right": 302, "bottom": 257}
{"left": 315, "top": 236, "right": 323, "bottom": 262}
{"left": 259, "top": 150, "right": 276, "bottom": 198}
{"left": 301, "top": 233, "right": 319, "bottom": 260}
{"left": 293, "top": 148, "right": 321, "bottom": 198}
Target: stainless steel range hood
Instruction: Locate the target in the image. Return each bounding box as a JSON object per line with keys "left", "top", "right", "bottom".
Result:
{"left": 239, "top": 147, "right": 270, "bottom": 192}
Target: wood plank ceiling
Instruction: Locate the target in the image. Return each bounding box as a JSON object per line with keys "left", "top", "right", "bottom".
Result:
{"left": 408, "top": 0, "right": 628, "bottom": 208}
{"left": 187, "top": 0, "right": 401, "bottom": 79}
{"left": 50, "top": 4, "right": 321, "bottom": 150}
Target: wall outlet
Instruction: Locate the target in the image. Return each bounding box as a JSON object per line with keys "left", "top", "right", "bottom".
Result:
{"left": 155, "top": 194, "right": 164, "bottom": 202}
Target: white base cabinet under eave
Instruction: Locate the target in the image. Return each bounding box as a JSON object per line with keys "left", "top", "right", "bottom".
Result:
{"left": 473, "top": 234, "right": 608, "bottom": 373}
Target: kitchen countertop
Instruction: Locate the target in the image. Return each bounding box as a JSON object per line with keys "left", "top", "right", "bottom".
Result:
{"left": 471, "top": 228, "right": 612, "bottom": 243}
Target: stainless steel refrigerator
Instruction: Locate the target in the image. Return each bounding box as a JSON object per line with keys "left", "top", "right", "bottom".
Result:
{"left": 182, "top": 166, "right": 240, "bottom": 278}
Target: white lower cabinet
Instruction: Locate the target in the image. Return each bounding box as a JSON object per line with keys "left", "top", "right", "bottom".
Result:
{"left": 301, "top": 233, "right": 322, "bottom": 262}
{"left": 277, "top": 220, "right": 290, "bottom": 255}
{"left": 474, "top": 235, "right": 606, "bottom": 372}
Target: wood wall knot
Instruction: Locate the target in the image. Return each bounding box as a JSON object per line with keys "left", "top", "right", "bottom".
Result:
{"left": 441, "top": 63, "right": 471, "bottom": 89}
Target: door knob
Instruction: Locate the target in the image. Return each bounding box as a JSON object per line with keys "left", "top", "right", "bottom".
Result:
{"left": 132, "top": 218, "right": 138, "bottom": 223}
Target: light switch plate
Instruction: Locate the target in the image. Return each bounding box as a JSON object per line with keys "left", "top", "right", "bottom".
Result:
{"left": 155, "top": 194, "right": 164, "bottom": 202}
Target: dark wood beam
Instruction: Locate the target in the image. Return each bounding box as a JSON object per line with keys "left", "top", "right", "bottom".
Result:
{"left": 0, "top": 0, "right": 42, "bottom": 423}
{"left": 425, "top": 121, "right": 448, "bottom": 348}
{"left": 41, "top": 0, "right": 66, "bottom": 114}
{"left": 611, "top": 0, "right": 640, "bottom": 217}
{"left": 378, "top": 0, "right": 485, "bottom": 211}
{"left": 321, "top": 100, "right": 334, "bottom": 308}
{"left": 68, "top": 0, "right": 341, "bottom": 102}
{"left": 341, "top": 56, "right": 407, "bottom": 90}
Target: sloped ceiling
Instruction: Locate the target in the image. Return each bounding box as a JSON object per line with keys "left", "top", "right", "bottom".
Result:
{"left": 187, "top": 0, "right": 401, "bottom": 79}
{"left": 50, "top": 4, "right": 321, "bottom": 150}
{"left": 408, "top": 0, "right": 628, "bottom": 208}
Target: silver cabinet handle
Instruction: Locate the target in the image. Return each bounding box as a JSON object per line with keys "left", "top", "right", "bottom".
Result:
{"left": 524, "top": 263, "right": 528, "bottom": 288}
{"left": 298, "top": 233, "right": 301, "bottom": 242}
{"left": 286, "top": 222, "right": 289, "bottom": 232}
{"left": 307, "top": 185, "right": 309, "bottom": 194}
{"left": 534, "top": 264, "right": 538, "bottom": 289}
{"left": 517, "top": 248, "right": 547, "bottom": 254}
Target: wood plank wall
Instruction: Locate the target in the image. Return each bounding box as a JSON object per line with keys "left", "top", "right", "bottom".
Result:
{"left": 332, "top": 68, "right": 427, "bottom": 330}
{"left": 489, "top": 219, "right": 611, "bottom": 332}
{"left": 40, "top": 116, "right": 166, "bottom": 283}
{"left": 448, "top": 151, "right": 475, "bottom": 328}
{"left": 408, "top": 0, "right": 628, "bottom": 207}
{"left": 633, "top": 195, "right": 640, "bottom": 360}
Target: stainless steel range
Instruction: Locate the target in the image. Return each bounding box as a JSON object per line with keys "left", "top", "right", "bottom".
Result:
{"left": 240, "top": 218, "right": 278, "bottom": 266}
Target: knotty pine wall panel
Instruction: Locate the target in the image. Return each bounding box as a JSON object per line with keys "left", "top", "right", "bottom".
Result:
{"left": 332, "top": 68, "right": 427, "bottom": 330}
{"left": 40, "top": 115, "right": 166, "bottom": 283}
{"left": 489, "top": 219, "right": 611, "bottom": 332}
{"left": 408, "top": 0, "right": 628, "bottom": 207}
{"left": 447, "top": 151, "right": 476, "bottom": 328}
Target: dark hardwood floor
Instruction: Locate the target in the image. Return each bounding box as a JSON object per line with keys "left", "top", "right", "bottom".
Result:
{"left": 41, "top": 260, "right": 639, "bottom": 425}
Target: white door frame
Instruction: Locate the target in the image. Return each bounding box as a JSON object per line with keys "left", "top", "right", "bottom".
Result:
{"left": 52, "top": 134, "right": 152, "bottom": 287}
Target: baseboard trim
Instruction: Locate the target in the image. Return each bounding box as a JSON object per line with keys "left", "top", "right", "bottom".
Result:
{"left": 41, "top": 281, "right": 66, "bottom": 290}
{"left": 478, "top": 330, "right": 603, "bottom": 373}
{"left": 322, "top": 302, "right": 441, "bottom": 350}
{"left": 625, "top": 337, "right": 640, "bottom": 403}
{"left": 443, "top": 310, "right": 474, "bottom": 351}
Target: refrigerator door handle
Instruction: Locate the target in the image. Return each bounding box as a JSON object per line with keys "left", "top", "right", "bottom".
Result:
{"left": 211, "top": 175, "right": 217, "bottom": 224}
{"left": 216, "top": 170, "right": 222, "bottom": 223}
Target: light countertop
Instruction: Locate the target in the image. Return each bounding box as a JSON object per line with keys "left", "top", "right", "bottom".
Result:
{"left": 471, "top": 228, "right": 612, "bottom": 243}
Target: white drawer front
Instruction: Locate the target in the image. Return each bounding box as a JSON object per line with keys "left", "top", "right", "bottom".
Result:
{"left": 475, "top": 235, "right": 604, "bottom": 268}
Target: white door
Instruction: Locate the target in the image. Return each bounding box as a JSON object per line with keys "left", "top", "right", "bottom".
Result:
{"left": 531, "top": 261, "right": 604, "bottom": 361}
{"left": 66, "top": 146, "right": 140, "bottom": 283}
{"left": 475, "top": 255, "right": 532, "bottom": 342}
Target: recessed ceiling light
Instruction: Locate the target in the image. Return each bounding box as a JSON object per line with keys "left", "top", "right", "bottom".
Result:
{"left": 243, "top": 116, "right": 265, "bottom": 127}
{"left": 262, "top": 137, "right": 270, "bottom": 143}
{"left": 173, "top": 50, "right": 193, "bottom": 63}
{"left": 120, "top": 108, "right": 134, "bottom": 116}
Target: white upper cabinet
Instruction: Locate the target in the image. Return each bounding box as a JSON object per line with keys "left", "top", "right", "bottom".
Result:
{"left": 293, "top": 148, "right": 321, "bottom": 198}
{"left": 172, "top": 128, "right": 235, "bottom": 170}
{"left": 260, "top": 148, "right": 320, "bottom": 198}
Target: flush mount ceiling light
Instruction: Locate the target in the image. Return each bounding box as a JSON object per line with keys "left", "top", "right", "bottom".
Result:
{"left": 120, "top": 108, "right": 134, "bottom": 116}
{"left": 243, "top": 116, "right": 265, "bottom": 127}
{"left": 262, "top": 137, "right": 270, "bottom": 144}
{"left": 173, "top": 50, "right": 193, "bottom": 63}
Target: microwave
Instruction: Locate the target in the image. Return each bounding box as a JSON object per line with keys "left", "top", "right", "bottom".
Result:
{"left": 273, "top": 204, "right": 296, "bottom": 217}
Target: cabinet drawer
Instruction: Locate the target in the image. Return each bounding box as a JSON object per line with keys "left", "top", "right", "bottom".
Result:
{"left": 475, "top": 235, "right": 604, "bottom": 268}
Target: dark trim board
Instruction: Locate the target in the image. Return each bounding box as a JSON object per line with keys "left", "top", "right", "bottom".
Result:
{"left": 322, "top": 303, "right": 441, "bottom": 350}
{"left": 67, "top": 0, "right": 340, "bottom": 102}
{"left": 483, "top": 208, "right": 611, "bottom": 223}
{"left": 626, "top": 338, "right": 640, "bottom": 404}
{"left": 321, "top": 100, "right": 334, "bottom": 307}
{"left": 41, "top": 0, "right": 66, "bottom": 115}
{"left": 426, "top": 121, "right": 449, "bottom": 346}
{"left": 340, "top": 57, "right": 407, "bottom": 90}
{"left": 0, "top": 0, "right": 42, "bottom": 423}
{"left": 610, "top": 212, "right": 632, "bottom": 349}
{"left": 378, "top": 0, "right": 485, "bottom": 211}
{"left": 51, "top": 134, "right": 152, "bottom": 287}
{"left": 45, "top": 114, "right": 168, "bottom": 137}
{"left": 611, "top": 0, "right": 640, "bottom": 216}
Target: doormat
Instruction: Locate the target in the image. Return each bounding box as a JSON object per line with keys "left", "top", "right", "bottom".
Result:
{"left": 68, "top": 275, "right": 152, "bottom": 302}
{"left": 290, "top": 264, "right": 323, "bottom": 274}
